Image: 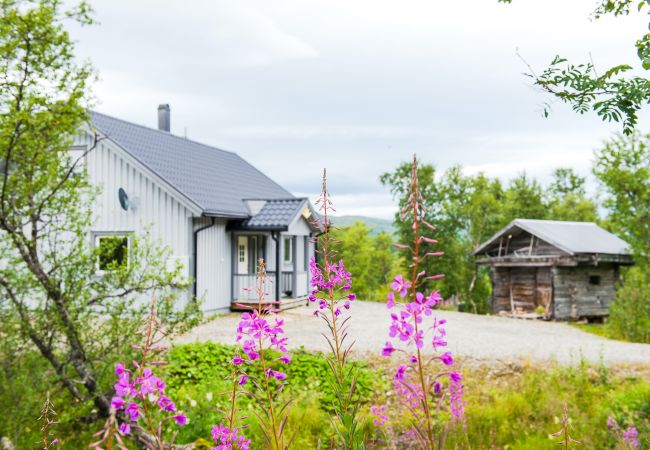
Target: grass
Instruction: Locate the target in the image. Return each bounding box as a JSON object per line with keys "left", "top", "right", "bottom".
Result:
{"left": 569, "top": 322, "right": 630, "bottom": 342}
{"left": 1, "top": 343, "right": 648, "bottom": 449}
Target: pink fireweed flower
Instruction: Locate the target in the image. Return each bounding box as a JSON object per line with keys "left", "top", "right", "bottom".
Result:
{"left": 394, "top": 364, "right": 408, "bottom": 381}
{"left": 622, "top": 427, "right": 640, "bottom": 448}
{"left": 173, "top": 414, "right": 187, "bottom": 426}
{"left": 111, "top": 362, "right": 186, "bottom": 433}
{"left": 119, "top": 422, "right": 131, "bottom": 435}
{"left": 440, "top": 352, "right": 454, "bottom": 366}
{"left": 390, "top": 275, "right": 411, "bottom": 298}
{"left": 386, "top": 292, "right": 395, "bottom": 308}
{"left": 382, "top": 341, "right": 397, "bottom": 357}
{"left": 212, "top": 423, "right": 251, "bottom": 450}
{"left": 309, "top": 257, "right": 357, "bottom": 313}
{"left": 449, "top": 374, "right": 466, "bottom": 425}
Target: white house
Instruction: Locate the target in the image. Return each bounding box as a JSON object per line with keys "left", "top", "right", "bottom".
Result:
{"left": 73, "top": 105, "right": 318, "bottom": 312}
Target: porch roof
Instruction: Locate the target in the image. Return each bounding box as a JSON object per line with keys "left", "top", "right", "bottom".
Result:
{"left": 227, "top": 198, "right": 319, "bottom": 232}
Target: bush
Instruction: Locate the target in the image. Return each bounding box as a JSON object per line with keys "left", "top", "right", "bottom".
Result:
{"left": 608, "top": 266, "right": 650, "bottom": 343}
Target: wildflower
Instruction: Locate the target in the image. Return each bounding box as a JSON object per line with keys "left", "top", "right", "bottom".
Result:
{"left": 622, "top": 427, "right": 640, "bottom": 448}
{"left": 119, "top": 422, "right": 131, "bottom": 435}
{"left": 111, "top": 396, "right": 125, "bottom": 410}
{"left": 449, "top": 371, "right": 462, "bottom": 383}
{"left": 173, "top": 414, "right": 187, "bottom": 426}
{"left": 390, "top": 275, "right": 411, "bottom": 298}
{"left": 386, "top": 292, "right": 396, "bottom": 308}
{"left": 382, "top": 154, "right": 465, "bottom": 447}
{"left": 395, "top": 365, "right": 408, "bottom": 381}
{"left": 232, "top": 356, "right": 244, "bottom": 366}
{"left": 382, "top": 341, "right": 397, "bottom": 357}
{"left": 440, "top": 352, "right": 454, "bottom": 366}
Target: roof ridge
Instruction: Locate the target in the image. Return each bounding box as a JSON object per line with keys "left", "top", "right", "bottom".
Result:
{"left": 89, "top": 109, "right": 237, "bottom": 156}
{"left": 515, "top": 218, "right": 597, "bottom": 225}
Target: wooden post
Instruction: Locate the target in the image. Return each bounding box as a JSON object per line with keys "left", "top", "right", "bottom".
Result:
{"left": 509, "top": 283, "right": 515, "bottom": 314}
{"left": 291, "top": 235, "right": 298, "bottom": 298}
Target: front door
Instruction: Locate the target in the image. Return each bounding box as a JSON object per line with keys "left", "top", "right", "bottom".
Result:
{"left": 237, "top": 236, "right": 248, "bottom": 274}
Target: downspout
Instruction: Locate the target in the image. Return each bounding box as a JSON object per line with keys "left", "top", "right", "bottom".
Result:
{"left": 271, "top": 231, "right": 281, "bottom": 303}
{"left": 192, "top": 217, "right": 216, "bottom": 298}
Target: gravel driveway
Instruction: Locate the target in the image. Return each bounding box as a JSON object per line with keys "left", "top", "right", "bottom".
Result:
{"left": 175, "top": 302, "right": 650, "bottom": 366}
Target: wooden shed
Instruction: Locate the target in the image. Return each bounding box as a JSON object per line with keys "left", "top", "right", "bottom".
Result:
{"left": 472, "top": 219, "right": 633, "bottom": 320}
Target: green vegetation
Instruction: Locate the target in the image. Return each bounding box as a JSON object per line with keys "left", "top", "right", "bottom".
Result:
{"left": 1, "top": 342, "right": 647, "bottom": 448}
{"left": 378, "top": 164, "right": 597, "bottom": 314}
{"left": 0, "top": 0, "right": 199, "bottom": 426}
{"left": 330, "top": 221, "right": 402, "bottom": 301}
{"left": 500, "top": 0, "right": 650, "bottom": 135}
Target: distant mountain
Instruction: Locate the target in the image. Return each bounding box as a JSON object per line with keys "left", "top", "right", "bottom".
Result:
{"left": 331, "top": 215, "right": 395, "bottom": 236}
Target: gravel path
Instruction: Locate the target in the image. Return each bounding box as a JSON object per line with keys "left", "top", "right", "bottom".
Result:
{"left": 175, "top": 302, "right": 650, "bottom": 366}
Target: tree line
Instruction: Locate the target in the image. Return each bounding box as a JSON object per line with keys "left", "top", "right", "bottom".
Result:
{"left": 333, "top": 136, "right": 649, "bottom": 342}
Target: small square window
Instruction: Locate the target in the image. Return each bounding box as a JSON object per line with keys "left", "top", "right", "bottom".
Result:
{"left": 96, "top": 235, "right": 129, "bottom": 272}
{"left": 589, "top": 275, "right": 601, "bottom": 286}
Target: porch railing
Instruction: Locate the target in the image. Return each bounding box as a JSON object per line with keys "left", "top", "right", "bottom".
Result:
{"left": 232, "top": 271, "right": 295, "bottom": 301}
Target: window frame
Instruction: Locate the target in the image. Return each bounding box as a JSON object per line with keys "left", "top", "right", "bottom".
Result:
{"left": 94, "top": 233, "right": 132, "bottom": 274}
{"left": 283, "top": 236, "right": 293, "bottom": 264}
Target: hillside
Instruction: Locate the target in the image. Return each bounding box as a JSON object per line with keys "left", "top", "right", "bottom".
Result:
{"left": 330, "top": 215, "right": 395, "bottom": 236}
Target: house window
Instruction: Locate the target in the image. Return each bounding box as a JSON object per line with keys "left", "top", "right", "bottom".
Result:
{"left": 589, "top": 275, "right": 601, "bottom": 286}
{"left": 283, "top": 237, "right": 292, "bottom": 263}
{"left": 95, "top": 235, "right": 130, "bottom": 272}
{"left": 238, "top": 243, "right": 246, "bottom": 263}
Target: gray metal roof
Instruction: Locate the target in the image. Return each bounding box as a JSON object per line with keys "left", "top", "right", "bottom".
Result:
{"left": 243, "top": 198, "right": 308, "bottom": 230}
{"left": 89, "top": 111, "right": 293, "bottom": 217}
{"left": 473, "top": 219, "right": 631, "bottom": 256}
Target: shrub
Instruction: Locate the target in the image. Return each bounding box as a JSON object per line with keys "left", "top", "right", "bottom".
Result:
{"left": 608, "top": 266, "right": 650, "bottom": 343}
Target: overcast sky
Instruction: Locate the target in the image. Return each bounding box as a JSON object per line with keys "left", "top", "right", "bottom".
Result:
{"left": 69, "top": 0, "right": 650, "bottom": 219}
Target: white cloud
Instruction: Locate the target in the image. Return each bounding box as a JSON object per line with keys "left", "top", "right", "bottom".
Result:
{"left": 68, "top": 0, "right": 650, "bottom": 219}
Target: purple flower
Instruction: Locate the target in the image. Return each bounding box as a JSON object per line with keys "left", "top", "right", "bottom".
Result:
{"left": 173, "top": 413, "right": 187, "bottom": 426}
{"left": 386, "top": 292, "right": 395, "bottom": 308}
{"left": 232, "top": 356, "right": 245, "bottom": 366}
{"left": 623, "top": 427, "right": 640, "bottom": 448}
{"left": 125, "top": 402, "right": 140, "bottom": 422}
{"left": 238, "top": 374, "right": 248, "bottom": 386}
{"left": 449, "top": 371, "right": 462, "bottom": 383}
{"left": 111, "top": 396, "right": 125, "bottom": 410}
{"left": 280, "top": 354, "right": 292, "bottom": 364}
{"left": 115, "top": 363, "right": 126, "bottom": 376}
{"left": 347, "top": 293, "right": 356, "bottom": 301}
{"left": 440, "top": 352, "right": 454, "bottom": 366}
{"left": 382, "top": 341, "right": 396, "bottom": 357}
{"left": 119, "top": 422, "right": 131, "bottom": 435}
{"left": 394, "top": 365, "right": 407, "bottom": 381}
{"left": 390, "top": 275, "right": 411, "bottom": 298}
{"left": 157, "top": 395, "right": 176, "bottom": 412}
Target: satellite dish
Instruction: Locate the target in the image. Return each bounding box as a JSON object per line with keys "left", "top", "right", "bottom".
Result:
{"left": 118, "top": 188, "right": 129, "bottom": 211}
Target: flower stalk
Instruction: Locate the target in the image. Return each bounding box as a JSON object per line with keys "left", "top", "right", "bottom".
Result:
{"left": 309, "top": 169, "right": 361, "bottom": 449}
{"left": 382, "top": 154, "right": 465, "bottom": 449}
{"left": 229, "top": 259, "right": 291, "bottom": 450}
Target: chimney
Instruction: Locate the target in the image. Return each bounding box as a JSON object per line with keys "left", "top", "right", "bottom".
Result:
{"left": 157, "top": 104, "right": 170, "bottom": 132}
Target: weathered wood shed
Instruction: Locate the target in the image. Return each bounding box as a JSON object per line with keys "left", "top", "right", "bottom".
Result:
{"left": 472, "top": 219, "right": 633, "bottom": 320}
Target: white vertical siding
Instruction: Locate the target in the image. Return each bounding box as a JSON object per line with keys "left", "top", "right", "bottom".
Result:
{"left": 75, "top": 131, "right": 196, "bottom": 281}
{"left": 195, "top": 218, "right": 231, "bottom": 311}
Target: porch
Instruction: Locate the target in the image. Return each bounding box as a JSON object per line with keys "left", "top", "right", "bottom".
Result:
{"left": 230, "top": 232, "right": 312, "bottom": 310}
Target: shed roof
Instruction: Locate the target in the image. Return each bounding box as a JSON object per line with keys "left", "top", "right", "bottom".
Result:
{"left": 473, "top": 219, "right": 631, "bottom": 256}
{"left": 89, "top": 111, "right": 293, "bottom": 217}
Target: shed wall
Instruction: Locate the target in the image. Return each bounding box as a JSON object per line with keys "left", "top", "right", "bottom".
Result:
{"left": 491, "top": 267, "right": 552, "bottom": 314}
{"left": 552, "top": 264, "right": 618, "bottom": 319}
